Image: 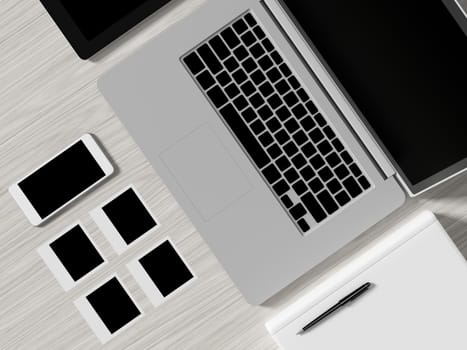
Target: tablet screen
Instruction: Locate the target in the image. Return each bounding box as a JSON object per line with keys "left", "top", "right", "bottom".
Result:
{"left": 60, "top": 0, "right": 149, "bottom": 40}
{"left": 282, "top": 0, "right": 467, "bottom": 193}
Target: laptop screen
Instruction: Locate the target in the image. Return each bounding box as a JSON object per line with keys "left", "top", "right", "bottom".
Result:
{"left": 281, "top": 0, "right": 467, "bottom": 193}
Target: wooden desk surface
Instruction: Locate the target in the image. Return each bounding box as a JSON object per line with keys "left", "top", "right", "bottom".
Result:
{"left": 1, "top": 0, "right": 467, "bottom": 348}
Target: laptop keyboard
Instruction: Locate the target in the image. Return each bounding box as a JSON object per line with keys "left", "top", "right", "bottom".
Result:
{"left": 182, "top": 12, "right": 371, "bottom": 233}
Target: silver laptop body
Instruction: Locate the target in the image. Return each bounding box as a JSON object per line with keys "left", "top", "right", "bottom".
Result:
{"left": 99, "top": 0, "right": 407, "bottom": 304}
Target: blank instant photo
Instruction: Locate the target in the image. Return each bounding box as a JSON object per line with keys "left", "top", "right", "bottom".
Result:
{"left": 90, "top": 185, "right": 159, "bottom": 254}
{"left": 127, "top": 238, "right": 196, "bottom": 308}
{"left": 37, "top": 222, "right": 106, "bottom": 291}
{"left": 74, "top": 276, "right": 142, "bottom": 344}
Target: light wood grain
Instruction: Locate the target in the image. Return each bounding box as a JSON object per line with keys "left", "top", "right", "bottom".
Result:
{"left": 1, "top": 0, "right": 467, "bottom": 349}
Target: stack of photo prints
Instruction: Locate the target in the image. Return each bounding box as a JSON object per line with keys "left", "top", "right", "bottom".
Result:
{"left": 38, "top": 185, "right": 196, "bottom": 343}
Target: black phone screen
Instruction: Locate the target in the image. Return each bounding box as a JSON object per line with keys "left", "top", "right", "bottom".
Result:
{"left": 18, "top": 140, "right": 105, "bottom": 218}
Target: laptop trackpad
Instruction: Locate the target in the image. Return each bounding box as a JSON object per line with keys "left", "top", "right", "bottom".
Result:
{"left": 161, "top": 125, "right": 251, "bottom": 221}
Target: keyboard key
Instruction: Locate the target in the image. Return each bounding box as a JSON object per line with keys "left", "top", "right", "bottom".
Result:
{"left": 207, "top": 85, "right": 228, "bottom": 108}
{"left": 233, "top": 69, "right": 248, "bottom": 84}
{"left": 250, "top": 43, "right": 265, "bottom": 58}
{"left": 308, "top": 177, "right": 324, "bottom": 193}
{"left": 276, "top": 156, "right": 291, "bottom": 171}
{"left": 251, "top": 70, "right": 266, "bottom": 85}
{"left": 327, "top": 179, "right": 342, "bottom": 194}
{"left": 258, "top": 55, "right": 274, "bottom": 71}
{"left": 259, "top": 81, "right": 274, "bottom": 97}
{"left": 292, "top": 104, "right": 307, "bottom": 119}
{"left": 290, "top": 203, "right": 307, "bottom": 220}
{"left": 349, "top": 163, "right": 363, "bottom": 177}
{"left": 198, "top": 44, "right": 222, "bottom": 74}
{"left": 249, "top": 93, "right": 265, "bottom": 109}
{"left": 301, "top": 116, "right": 316, "bottom": 131}
{"left": 305, "top": 101, "right": 318, "bottom": 115}
{"left": 318, "top": 166, "right": 333, "bottom": 182}
{"left": 281, "top": 194, "right": 293, "bottom": 208}
{"left": 284, "top": 168, "right": 300, "bottom": 183}
{"left": 273, "top": 179, "right": 290, "bottom": 196}
{"left": 233, "top": 46, "right": 249, "bottom": 61}
{"left": 241, "top": 107, "right": 257, "bottom": 123}
{"left": 221, "top": 27, "right": 241, "bottom": 49}
{"left": 240, "top": 31, "right": 256, "bottom": 47}
{"left": 224, "top": 57, "right": 239, "bottom": 72}
{"left": 297, "top": 88, "right": 309, "bottom": 102}
{"left": 275, "top": 79, "right": 290, "bottom": 95}
{"left": 292, "top": 130, "right": 308, "bottom": 145}
{"left": 297, "top": 218, "right": 311, "bottom": 232}
{"left": 184, "top": 52, "right": 205, "bottom": 74}
{"left": 225, "top": 83, "right": 240, "bottom": 99}
{"left": 233, "top": 95, "right": 248, "bottom": 111}
{"left": 267, "top": 94, "right": 282, "bottom": 110}
{"left": 266, "top": 67, "right": 282, "bottom": 83}
{"left": 216, "top": 71, "right": 232, "bottom": 87}
{"left": 209, "top": 36, "right": 230, "bottom": 60}
{"left": 270, "top": 51, "right": 283, "bottom": 65}
{"left": 242, "top": 58, "right": 258, "bottom": 74}
{"left": 258, "top": 105, "right": 273, "bottom": 120}
{"left": 284, "top": 91, "right": 299, "bottom": 107}
{"left": 335, "top": 191, "right": 351, "bottom": 206}
{"left": 317, "top": 190, "right": 339, "bottom": 214}
{"left": 233, "top": 18, "right": 248, "bottom": 34}
{"left": 262, "top": 164, "right": 281, "bottom": 184}
{"left": 284, "top": 141, "right": 299, "bottom": 157}
{"left": 325, "top": 152, "right": 341, "bottom": 168}
{"left": 197, "top": 70, "right": 215, "bottom": 90}
{"left": 332, "top": 139, "right": 345, "bottom": 152}
{"left": 300, "top": 166, "right": 315, "bottom": 181}
{"left": 291, "top": 154, "right": 307, "bottom": 169}
{"left": 341, "top": 151, "right": 353, "bottom": 165}
{"left": 284, "top": 119, "right": 300, "bottom": 133}
{"left": 276, "top": 106, "right": 291, "bottom": 121}
{"left": 293, "top": 180, "right": 308, "bottom": 196}
{"left": 302, "top": 193, "right": 327, "bottom": 223}
{"left": 302, "top": 142, "right": 317, "bottom": 158}
{"left": 310, "top": 154, "right": 325, "bottom": 169}
{"left": 259, "top": 132, "right": 274, "bottom": 147}
{"left": 288, "top": 76, "right": 300, "bottom": 88}
{"left": 266, "top": 118, "right": 281, "bottom": 133}
{"left": 343, "top": 177, "right": 363, "bottom": 198}
{"left": 335, "top": 164, "right": 350, "bottom": 180}
{"left": 250, "top": 119, "right": 266, "bottom": 134}
{"left": 317, "top": 140, "right": 333, "bottom": 155}
{"left": 279, "top": 63, "right": 292, "bottom": 77}
{"left": 323, "top": 126, "right": 336, "bottom": 139}
{"left": 244, "top": 13, "right": 257, "bottom": 27}
{"left": 358, "top": 176, "right": 371, "bottom": 190}
{"left": 309, "top": 128, "right": 325, "bottom": 143}
{"left": 240, "top": 81, "right": 256, "bottom": 96}
{"left": 219, "top": 104, "right": 270, "bottom": 169}
{"left": 315, "top": 113, "right": 327, "bottom": 127}
{"left": 274, "top": 129, "right": 291, "bottom": 145}
{"left": 261, "top": 38, "right": 274, "bottom": 52}
{"left": 267, "top": 143, "right": 282, "bottom": 159}
{"left": 253, "top": 26, "right": 266, "bottom": 40}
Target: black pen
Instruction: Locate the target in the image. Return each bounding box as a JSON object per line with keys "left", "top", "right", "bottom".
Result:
{"left": 297, "top": 282, "right": 373, "bottom": 335}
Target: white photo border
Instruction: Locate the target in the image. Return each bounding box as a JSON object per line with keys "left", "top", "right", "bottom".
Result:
{"left": 37, "top": 221, "right": 107, "bottom": 291}
{"left": 90, "top": 184, "right": 160, "bottom": 255}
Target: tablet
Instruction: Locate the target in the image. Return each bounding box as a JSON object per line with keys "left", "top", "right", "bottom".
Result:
{"left": 39, "top": 0, "right": 172, "bottom": 59}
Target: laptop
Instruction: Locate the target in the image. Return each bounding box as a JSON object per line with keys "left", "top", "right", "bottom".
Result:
{"left": 98, "top": 0, "right": 467, "bottom": 304}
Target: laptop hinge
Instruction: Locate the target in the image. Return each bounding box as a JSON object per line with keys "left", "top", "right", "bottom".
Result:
{"left": 262, "top": 0, "right": 397, "bottom": 179}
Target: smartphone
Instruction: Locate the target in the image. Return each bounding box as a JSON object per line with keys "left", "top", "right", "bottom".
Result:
{"left": 9, "top": 134, "right": 114, "bottom": 226}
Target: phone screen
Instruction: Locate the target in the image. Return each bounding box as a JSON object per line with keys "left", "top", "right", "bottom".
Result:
{"left": 18, "top": 140, "right": 106, "bottom": 219}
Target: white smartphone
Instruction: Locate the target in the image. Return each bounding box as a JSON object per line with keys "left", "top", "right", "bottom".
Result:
{"left": 9, "top": 134, "right": 114, "bottom": 226}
